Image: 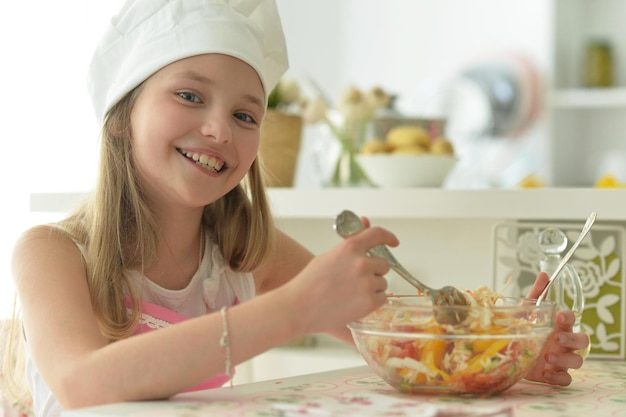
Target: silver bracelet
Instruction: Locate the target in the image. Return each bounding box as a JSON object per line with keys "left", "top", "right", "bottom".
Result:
{"left": 219, "top": 306, "right": 234, "bottom": 387}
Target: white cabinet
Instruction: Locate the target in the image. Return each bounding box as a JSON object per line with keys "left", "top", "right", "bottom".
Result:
{"left": 233, "top": 343, "right": 366, "bottom": 385}
{"left": 548, "top": 0, "right": 626, "bottom": 186}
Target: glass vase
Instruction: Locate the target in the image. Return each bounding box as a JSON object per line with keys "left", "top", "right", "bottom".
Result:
{"left": 328, "top": 142, "right": 374, "bottom": 188}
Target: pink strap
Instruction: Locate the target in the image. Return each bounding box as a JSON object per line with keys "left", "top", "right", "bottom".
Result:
{"left": 125, "top": 297, "right": 232, "bottom": 391}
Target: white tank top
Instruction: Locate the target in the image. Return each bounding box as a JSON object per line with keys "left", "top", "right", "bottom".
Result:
{"left": 125, "top": 237, "right": 256, "bottom": 315}
{"left": 26, "top": 236, "right": 256, "bottom": 417}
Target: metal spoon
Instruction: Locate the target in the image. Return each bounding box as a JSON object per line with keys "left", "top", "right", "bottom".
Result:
{"left": 334, "top": 210, "right": 469, "bottom": 324}
{"left": 536, "top": 211, "right": 597, "bottom": 306}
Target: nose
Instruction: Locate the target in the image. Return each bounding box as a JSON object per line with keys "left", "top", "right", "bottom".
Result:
{"left": 199, "top": 110, "right": 232, "bottom": 143}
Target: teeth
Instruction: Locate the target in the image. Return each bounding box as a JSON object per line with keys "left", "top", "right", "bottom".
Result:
{"left": 183, "top": 151, "right": 224, "bottom": 173}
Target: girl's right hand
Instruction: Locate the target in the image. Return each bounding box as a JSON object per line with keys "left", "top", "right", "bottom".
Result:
{"left": 282, "top": 221, "right": 398, "bottom": 336}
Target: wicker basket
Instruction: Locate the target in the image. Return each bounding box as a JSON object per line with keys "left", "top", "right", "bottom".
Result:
{"left": 259, "top": 110, "right": 303, "bottom": 187}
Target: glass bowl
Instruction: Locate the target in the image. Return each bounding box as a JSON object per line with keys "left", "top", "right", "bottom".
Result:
{"left": 348, "top": 295, "right": 556, "bottom": 396}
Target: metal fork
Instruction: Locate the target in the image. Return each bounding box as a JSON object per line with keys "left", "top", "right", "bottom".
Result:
{"left": 334, "top": 210, "right": 469, "bottom": 324}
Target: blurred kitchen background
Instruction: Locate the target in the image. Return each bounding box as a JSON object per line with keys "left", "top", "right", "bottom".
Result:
{"left": 1, "top": 0, "right": 625, "bottom": 316}
{"left": 276, "top": 0, "right": 626, "bottom": 190}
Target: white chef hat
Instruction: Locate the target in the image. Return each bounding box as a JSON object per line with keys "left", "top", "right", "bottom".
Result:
{"left": 87, "top": 0, "right": 289, "bottom": 125}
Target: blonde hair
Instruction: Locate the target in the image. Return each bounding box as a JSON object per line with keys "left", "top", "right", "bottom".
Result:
{"left": 64, "top": 84, "right": 275, "bottom": 340}
{"left": 0, "top": 302, "right": 32, "bottom": 414}
{"left": 0, "top": 84, "right": 275, "bottom": 399}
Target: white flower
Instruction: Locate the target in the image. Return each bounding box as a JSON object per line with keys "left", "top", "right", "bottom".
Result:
{"left": 573, "top": 261, "right": 603, "bottom": 299}
{"left": 267, "top": 76, "right": 302, "bottom": 112}
{"left": 335, "top": 86, "right": 375, "bottom": 121}
{"left": 301, "top": 97, "right": 328, "bottom": 124}
{"left": 299, "top": 84, "right": 392, "bottom": 187}
{"left": 517, "top": 231, "right": 544, "bottom": 266}
{"left": 277, "top": 77, "right": 301, "bottom": 105}
{"left": 366, "top": 86, "right": 392, "bottom": 110}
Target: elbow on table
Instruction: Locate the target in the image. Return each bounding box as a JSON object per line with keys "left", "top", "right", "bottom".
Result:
{"left": 54, "top": 365, "right": 130, "bottom": 410}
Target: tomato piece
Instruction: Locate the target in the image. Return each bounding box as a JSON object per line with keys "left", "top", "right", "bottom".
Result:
{"left": 395, "top": 340, "right": 418, "bottom": 359}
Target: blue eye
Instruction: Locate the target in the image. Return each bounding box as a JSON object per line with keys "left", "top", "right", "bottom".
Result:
{"left": 234, "top": 113, "right": 255, "bottom": 124}
{"left": 178, "top": 92, "right": 201, "bottom": 103}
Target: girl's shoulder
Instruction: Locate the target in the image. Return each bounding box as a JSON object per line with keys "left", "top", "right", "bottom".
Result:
{"left": 15, "top": 223, "right": 74, "bottom": 244}
{"left": 13, "top": 223, "right": 82, "bottom": 264}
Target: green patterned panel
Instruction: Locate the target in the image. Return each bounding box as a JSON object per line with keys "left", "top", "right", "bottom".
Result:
{"left": 493, "top": 222, "right": 626, "bottom": 359}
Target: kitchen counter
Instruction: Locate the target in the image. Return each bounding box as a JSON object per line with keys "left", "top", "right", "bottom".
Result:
{"left": 62, "top": 359, "right": 626, "bottom": 417}
{"left": 29, "top": 188, "right": 626, "bottom": 220}
{"left": 266, "top": 188, "right": 626, "bottom": 221}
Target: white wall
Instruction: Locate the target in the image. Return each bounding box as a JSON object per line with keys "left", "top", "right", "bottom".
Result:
{"left": 276, "top": 0, "right": 551, "bottom": 110}
{"left": 0, "top": 1, "right": 553, "bottom": 317}
{"left": 0, "top": 1, "right": 124, "bottom": 318}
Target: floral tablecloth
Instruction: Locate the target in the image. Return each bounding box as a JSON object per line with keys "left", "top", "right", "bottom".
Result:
{"left": 63, "top": 360, "right": 626, "bottom": 417}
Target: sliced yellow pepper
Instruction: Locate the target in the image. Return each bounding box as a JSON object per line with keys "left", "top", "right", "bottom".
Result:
{"left": 422, "top": 339, "right": 446, "bottom": 368}
{"left": 465, "top": 339, "right": 510, "bottom": 374}
{"left": 472, "top": 338, "right": 496, "bottom": 353}
{"left": 421, "top": 339, "right": 450, "bottom": 380}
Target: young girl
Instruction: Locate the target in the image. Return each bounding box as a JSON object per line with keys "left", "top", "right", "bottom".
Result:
{"left": 3, "top": 0, "right": 588, "bottom": 416}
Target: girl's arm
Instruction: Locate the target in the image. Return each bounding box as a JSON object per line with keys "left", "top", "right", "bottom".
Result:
{"left": 14, "top": 224, "right": 395, "bottom": 409}
{"left": 253, "top": 228, "right": 369, "bottom": 344}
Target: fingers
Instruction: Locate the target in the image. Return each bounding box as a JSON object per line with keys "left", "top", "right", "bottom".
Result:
{"left": 342, "top": 225, "right": 399, "bottom": 253}
{"left": 360, "top": 216, "right": 371, "bottom": 228}
{"left": 553, "top": 310, "right": 589, "bottom": 350}
{"left": 554, "top": 330, "right": 589, "bottom": 352}
{"left": 362, "top": 260, "right": 389, "bottom": 294}
{"left": 541, "top": 369, "right": 573, "bottom": 386}
{"left": 545, "top": 351, "right": 584, "bottom": 370}
{"left": 368, "top": 256, "right": 392, "bottom": 277}
{"left": 555, "top": 309, "right": 575, "bottom": 330}
{"left": 370, "top": 274, "right": 389, "bottom": 294}
{"left": 526, "top": 272, "right": 550, "bottom": 299}
{"left": 524, "top": 306, "right": 590, "bottom": 387}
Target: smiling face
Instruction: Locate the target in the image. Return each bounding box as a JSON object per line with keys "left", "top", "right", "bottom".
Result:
{"left": 129, "top": 53, "right": 265, "bottom": 211}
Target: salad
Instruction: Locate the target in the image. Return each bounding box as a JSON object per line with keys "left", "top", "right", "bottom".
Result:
{"left": 350, "top": 286, "right": 555, "bottom": 395}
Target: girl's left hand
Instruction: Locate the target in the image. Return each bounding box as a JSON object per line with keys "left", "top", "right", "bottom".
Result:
{"left": 523, "top": 272, "right": 589, "bottom": 386}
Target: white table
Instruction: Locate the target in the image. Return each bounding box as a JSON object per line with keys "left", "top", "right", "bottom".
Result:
{"left": 62, "top": 360, "right": 626, "bottom": 417}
